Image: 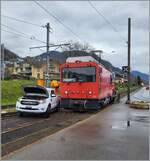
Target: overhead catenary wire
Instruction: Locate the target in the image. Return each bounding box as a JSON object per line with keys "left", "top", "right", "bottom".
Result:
{"left": 88, "top": 0, "right": 127, "bottom": 43}
{"left": 2, "top": 29, "right": 53, "bottom": 55}
{"left": 2, "top": 29, "right": 31, "bottom": 39}
{"left": 2, "top": 24, "right": 46, "bottom": 44}
{"left": 2, "top": 29, "right": 47, "bottom": 45}
{"left": 2, "top": 15, "right": 43, "bottom": 28}
{"left": 33, "top": 1, "right": 82, "bottom": 42}
{"left": 2, "top": 24, "right": 32, "bottom": 37}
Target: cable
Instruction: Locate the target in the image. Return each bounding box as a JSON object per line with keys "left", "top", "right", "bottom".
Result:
{"left": 88, "top": 1, "right": 127, "bottom": 43}
{"left": 2, "top": 24, "right": 46, "bottom": 44}
{"left": 33, "top": 1, "right": 82, "bottom": 42}
{"left": 2, "top": 29, "right": 30, "bottom": 39}
{"left": 2, "top": 24, "right": 30, "bottom": 37}
{"left": 2, "top": 29, "right": 47, "bottom": 45}
{"left": 2, "top": 15, "right": 42, "bottom": 28}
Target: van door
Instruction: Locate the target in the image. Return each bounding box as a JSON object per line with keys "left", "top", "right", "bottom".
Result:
{"left": 50, "top": 90, "right": 57, "bottom": 108}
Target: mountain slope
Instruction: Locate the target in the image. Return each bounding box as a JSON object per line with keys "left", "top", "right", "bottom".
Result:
{"left": 35, "top": 51, "right": 66, "bottom": 64}
{"left": 2, "top": 46, "right": 22, "bottom": 61}
{"left": 2, "top": 47, "right": 123, "bottom": 75}
{"left": 35, "top": 50, "right": 123, "bottom": 74}
{"left": 131, "top": 71, "right": 149, "bottom": 82}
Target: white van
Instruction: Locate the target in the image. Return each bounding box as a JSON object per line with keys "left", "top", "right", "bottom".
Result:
{"left": 16, "top": 86, "right": 60, "bottom": 117}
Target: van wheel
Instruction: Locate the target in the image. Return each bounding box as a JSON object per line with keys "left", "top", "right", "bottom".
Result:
{"left": 43, "top": 110, "right": 50, "bottom": 118}
{"left": 18, "top": 112, "right": 24, "bottom": 117}
{"left": 44, "top": 112, "right": 50, "bottom": 118}
{"left": 44, "top": 104, "right": 51, "bottom": 118}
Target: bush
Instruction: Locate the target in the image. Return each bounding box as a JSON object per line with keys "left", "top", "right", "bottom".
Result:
{"left": 1, "top": 79, "right": 35, "bottom": 106}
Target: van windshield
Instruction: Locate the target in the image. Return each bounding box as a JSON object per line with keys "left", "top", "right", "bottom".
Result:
{"left": 62, "top": 67, "right": 96, "bottom": 82}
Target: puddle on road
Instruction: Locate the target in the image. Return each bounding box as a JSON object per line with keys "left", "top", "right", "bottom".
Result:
{"left": 111, "top": 123, "right": 127, "bottom": 130}
{"left": 111, "top": 115, "right": 149, "bottom": 130}
{"left": 131, "top": 115, "right": 149, "bottom": 123}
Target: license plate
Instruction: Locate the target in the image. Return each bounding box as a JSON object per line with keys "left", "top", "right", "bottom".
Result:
{"left": 25, "top": 106, "right": 32, "bottom": 109}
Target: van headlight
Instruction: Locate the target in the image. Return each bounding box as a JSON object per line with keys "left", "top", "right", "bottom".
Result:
{"left": 39, "top": 100, "right": 46, "bottom": 104}
{"left": 17, "top": 98, "right": 22, "bottom": 103}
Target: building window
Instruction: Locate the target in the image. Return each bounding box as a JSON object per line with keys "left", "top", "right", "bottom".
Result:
{"left": 37, "top": 73, "right": 40, "bottom": 79}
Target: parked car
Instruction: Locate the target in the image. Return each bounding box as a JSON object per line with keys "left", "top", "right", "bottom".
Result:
{"left": 16, "top": 85, "right": 60, "bottom": 117}
{"left": 146, "top": 86, "right": 149, "bottom": 90}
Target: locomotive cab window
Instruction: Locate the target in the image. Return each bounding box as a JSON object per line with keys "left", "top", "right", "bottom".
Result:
{"left": 62, "top": 67, "right": 96, "bottom": 82}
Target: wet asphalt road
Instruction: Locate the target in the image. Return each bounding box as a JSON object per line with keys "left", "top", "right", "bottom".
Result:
{"left": 4, "top": 88, "right": 149, "bottom": 160}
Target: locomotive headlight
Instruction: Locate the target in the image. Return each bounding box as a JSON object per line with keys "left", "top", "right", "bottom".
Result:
{"left": 65, "top": 91, "right": 68, "bottom": 94}
{"left": 88, "top": 91, "right": 92, "bottom": 94}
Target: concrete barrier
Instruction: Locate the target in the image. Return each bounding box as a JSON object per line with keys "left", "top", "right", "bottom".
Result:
{"left": 129, "top": 101, "right": 149, "bottom": 109}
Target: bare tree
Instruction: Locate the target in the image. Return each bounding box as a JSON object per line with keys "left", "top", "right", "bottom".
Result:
{"left": 61, "top": 40, "right": 95, "bottom": 51}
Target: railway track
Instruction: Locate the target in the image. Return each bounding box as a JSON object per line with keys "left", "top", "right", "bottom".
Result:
{"left": 1, "top": 109, "right": 96, "bottom": 157}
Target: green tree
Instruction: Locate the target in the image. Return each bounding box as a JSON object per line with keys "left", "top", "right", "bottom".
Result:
{"left": 136, "top": 75, "right": 142, "bottom": 85}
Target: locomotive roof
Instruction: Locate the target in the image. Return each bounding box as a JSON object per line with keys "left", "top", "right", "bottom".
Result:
{"left": 66, "top": 56, "right": 99, "bottom": 63}
{"left": 66, "top": 56, "right": 112, "bottom": 74}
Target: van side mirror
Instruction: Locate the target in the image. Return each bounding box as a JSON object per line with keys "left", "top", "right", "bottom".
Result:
{"left": 51, "top": 94, "right": 56, "bottom": 97}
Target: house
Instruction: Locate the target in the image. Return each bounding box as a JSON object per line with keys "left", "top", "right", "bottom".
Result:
{"left": 114, "top": 73, "right": 127, "bottom": 84}
{"left": 32, "top": 59, "right": 60, "bottom": 80}
{"left": 12, "top": 62, "right": 32, "bottom": 79}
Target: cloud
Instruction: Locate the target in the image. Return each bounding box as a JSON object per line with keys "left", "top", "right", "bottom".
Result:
{"left": 1, "top": 0, "right": 149, "bottom": 73}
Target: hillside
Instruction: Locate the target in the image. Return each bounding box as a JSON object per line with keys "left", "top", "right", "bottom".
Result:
{"left": 1, "top": 46, "right": 22, "bottom": 61}
{"left": 131, "top": 71, "right": 149, "bottom": 83}
{"left": 4, "top": 47, "right": 149, "bottom": 83}
{"left": 36, "top": 50, "right": 123, "bottom": 74}
{"left": 35, "top": 51, "right": 66, "bottom": 64}
{"left": 2, "top": 46, "right": 123, "bottom": 75}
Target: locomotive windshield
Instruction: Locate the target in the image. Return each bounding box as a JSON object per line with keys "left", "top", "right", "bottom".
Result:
{"left": 62, "top": 67, "right": 96, "bottom": 82}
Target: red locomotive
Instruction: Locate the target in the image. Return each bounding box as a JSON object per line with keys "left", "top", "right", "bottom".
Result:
{"left": 60, "top": 56, "right": 116, "bottom": 110}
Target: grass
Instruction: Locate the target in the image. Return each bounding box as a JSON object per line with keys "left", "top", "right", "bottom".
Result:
{"left": 2, "top": 107, "right": 16, "bottom": 113}
{"left": 115, "top": 83, "right": 140, "bottom": 94}
{"left": 1, "top": 79, "right": 36, "bottom": 106}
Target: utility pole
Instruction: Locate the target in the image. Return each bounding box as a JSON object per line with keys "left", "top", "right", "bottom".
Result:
{"left": 126, "top": 18, "right": 131, "bottom": 127}
{"left": 29, "top": 22, "right": 71, "bottom": 88}
{"left": 1, "top": 44, "right": 5, "bottom": 80}
{"left": 127, "top": 18, "right": 131, "bottom": 104}
{"left": 46, "top": 22, "right": 50, "bottom": 87}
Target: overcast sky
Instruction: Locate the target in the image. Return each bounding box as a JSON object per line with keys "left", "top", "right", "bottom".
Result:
{"left": 1, "top": 1, "right": 149, "bottom": 74}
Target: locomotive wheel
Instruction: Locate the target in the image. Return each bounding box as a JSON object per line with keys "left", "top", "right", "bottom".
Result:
{"left": 103, "top": 97, "right": 111, "bottom": 106}
{"left": 55, "top": 101, "right": 60, "bottom": 112}
{"left": 110, "top": 96, "right": 115, "bottom": 103}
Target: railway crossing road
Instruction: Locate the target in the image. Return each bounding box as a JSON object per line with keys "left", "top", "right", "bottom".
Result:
{"left": 3, "top": 88, "right": 149, "bottom": 160}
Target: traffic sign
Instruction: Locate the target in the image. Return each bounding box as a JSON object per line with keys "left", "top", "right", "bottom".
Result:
{"left": 122, "top": 66, "right": 128, "bottom": 73}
